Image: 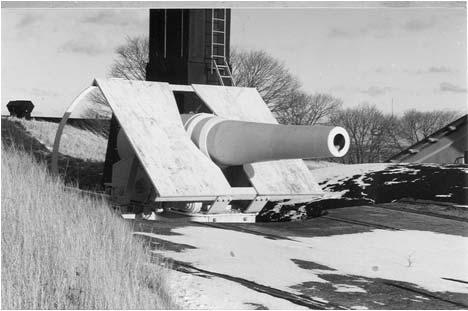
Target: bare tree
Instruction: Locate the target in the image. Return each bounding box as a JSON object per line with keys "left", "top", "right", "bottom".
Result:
{"left": 231, "top": 48, "right": 301, "bottom": 112}
{"left": 87, "top": 40, "right": 341, "bottom": 128}
{"left": 330, "top": 103, "right": 397, "bottom": 163}
{"left": 85, "top": 37, "right": 148, "bottom": 117}
{"left": 232, "top": 48, "right": 341, "bottom": 124}
{"left": 109, "top": 36, "right": 149, "bottom": 80}
{"left": 81, "top": 89, "right": 112, "bottom": 119}
{"left": 275, "top": 91, "right": 342, "bottom": 125}
{"left": 397, "top": 109, "right": 460, "bottom": 146}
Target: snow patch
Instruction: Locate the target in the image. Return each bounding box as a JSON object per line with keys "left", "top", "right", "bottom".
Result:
{"left": 305, "top": 160, "right": 343, "bottom": 170}
{"left": 311, "top": 296, "right": 329, "bottom": 303}
{"left": 142, "top": 229, "right": 329, "bottom": 292}
{"left": 413, "top": 295, "right": 430, "bottom": 300}
{"left": 354, "top": 175, "right": 372, "bottom": 188}
{"left": 384, "top": 180, "right": 402, "bottom": 185}
{"left": 435, "top": 194, "right": 453, "bottom": 198}
{"left": 168, "top": 269, "right": 307, "bottom": 309}
{"left": 333, "top": 284, "right": 367, "bottom": 293}
{"left": 383, "top": 166, "right": 420, "bottom": 175}
{"left": 138, "top": 227, "right": 468, "bottom": 294}
{"left": 294, "top": 230, "right": 468, "bottom": 294}
{"left": 313, "top": 163, "right": 390, "bottom": 185}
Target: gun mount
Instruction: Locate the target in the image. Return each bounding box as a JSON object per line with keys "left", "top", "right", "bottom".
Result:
{"left": 52, "top": 80, "right": 351, "bottom": 223}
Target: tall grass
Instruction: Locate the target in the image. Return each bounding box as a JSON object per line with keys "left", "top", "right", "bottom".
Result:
{"left": 1, "top": 143, "right": 176, "bottom": 309}
{"left": 14, "top": 118, "right": 107, "bottom": 162}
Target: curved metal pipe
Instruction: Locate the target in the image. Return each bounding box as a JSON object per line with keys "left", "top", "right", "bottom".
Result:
{"left": 51, "top": 86, "right": 98, "bottom": 175}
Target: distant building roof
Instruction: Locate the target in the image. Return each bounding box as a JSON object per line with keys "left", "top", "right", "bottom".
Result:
{"left": 387, "top": 114, "right": 467, "bottom": 164}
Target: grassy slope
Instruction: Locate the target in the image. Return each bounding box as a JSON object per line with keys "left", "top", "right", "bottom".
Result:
{"left": 1, "top": 143, "right": 176, "bottom": 309}
{"left": 14, "top": 117, "right": 107, "bottom": 162}
{"left": 2, "top": 118, "right": 106, "bottom": 190}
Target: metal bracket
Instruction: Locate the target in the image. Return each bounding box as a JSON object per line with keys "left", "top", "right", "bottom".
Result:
{"left": 206, "top": 196, "right": 232, "bottom": 214}
{"left": 244, "top": 196, "right": 269, "bottom": 213}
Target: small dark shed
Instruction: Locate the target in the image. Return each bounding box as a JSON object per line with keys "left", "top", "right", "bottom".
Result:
{"left": 7, "top": 100, "right": 34, "bottom": 119}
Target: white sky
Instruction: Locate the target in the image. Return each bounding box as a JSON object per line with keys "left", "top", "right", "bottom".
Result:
{"left": 1, "top": 6, "right": 467, "bottom": 116}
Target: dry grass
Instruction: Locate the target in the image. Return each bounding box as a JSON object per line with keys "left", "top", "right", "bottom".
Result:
{"left": 1, "top": 143, "right": 176, "bottom": 309}
{"left": 14, "top": 118, "right": 107, "bottom": 162}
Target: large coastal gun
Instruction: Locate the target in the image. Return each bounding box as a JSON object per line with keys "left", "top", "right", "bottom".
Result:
{"left": 52, "top": 79, "right": 349, "bottom": 222}
{"left": 183, "top": 113, "right": 349, "bottom": 166}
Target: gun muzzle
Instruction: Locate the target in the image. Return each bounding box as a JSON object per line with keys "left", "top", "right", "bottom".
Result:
{"left": 183, "top": 113, "right": 350, "bottom": 166}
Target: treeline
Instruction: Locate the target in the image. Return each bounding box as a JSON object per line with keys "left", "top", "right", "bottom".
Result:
{"left": 231, "top": 49, "right": 461, "bottom": 164}
{"left": 89, "top": 38, "right": 462, "bottom": 164}
{"left": 275, "top": 94, "right": 459, "bottom": 164}
{"left": 329, "top": 106, "right": 459, "bottom": 163}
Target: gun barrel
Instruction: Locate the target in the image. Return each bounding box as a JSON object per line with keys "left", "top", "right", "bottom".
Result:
{"left": 184, "top": 113, "right": 350, "bottom": 166}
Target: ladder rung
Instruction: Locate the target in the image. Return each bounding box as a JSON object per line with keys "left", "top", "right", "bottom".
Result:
{"left": 213, "top": 30, "right": 225, "bottom": 34}
{"left": 216, "top": 65, "right": 228, "bottom": 68}
{"left": 213, "top": 18, "right": 225, "bottom": 21}
{"left": 212, "top": 55, "right": 225, "bottom": 58}
{"left": 213, "top": 43, "right": 225, "bottom": 46}
{"left": 220, "top": 75, "right": 232, "bottom": 78}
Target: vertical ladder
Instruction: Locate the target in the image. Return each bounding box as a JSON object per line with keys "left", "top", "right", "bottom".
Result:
{"left": 211, "top": 9, "right": 235, "bottom": 86}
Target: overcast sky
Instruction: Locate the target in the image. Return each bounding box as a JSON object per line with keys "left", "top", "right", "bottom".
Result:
{"left": 2, "top": 6, "right": 467, "bottom": 116}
